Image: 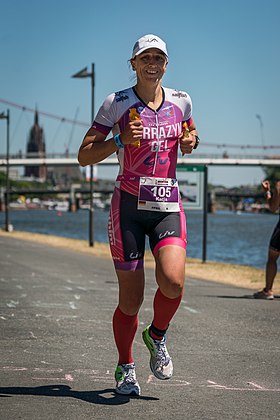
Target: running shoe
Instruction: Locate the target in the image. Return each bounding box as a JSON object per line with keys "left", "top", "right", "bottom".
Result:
{"left": 253, "top": 289, "right": 274, "bottom": 300}
{"left": 115, "top": 362, "right": 141, "bottom": 396}
{"left": 142, "top": 325, "right": 173, "bottom": 380}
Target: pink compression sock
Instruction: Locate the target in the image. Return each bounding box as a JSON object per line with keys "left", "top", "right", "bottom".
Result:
{"left": 112, "top": 306, "right": 138, "bottom": 364}
{"left": 150, "top": 288, "right": 183, "bottom": 340}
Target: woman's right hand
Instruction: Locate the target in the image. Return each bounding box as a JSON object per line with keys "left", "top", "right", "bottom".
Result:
{"left": 120, "top": 119, "right": 143, "bottom": 146}
{"left": 261, "top": 180, "right": 270, "bottom": 192}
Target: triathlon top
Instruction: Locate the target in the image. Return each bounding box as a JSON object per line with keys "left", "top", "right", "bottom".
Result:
{"left": 92, "top": 86, "right": 193, "bottom": 196}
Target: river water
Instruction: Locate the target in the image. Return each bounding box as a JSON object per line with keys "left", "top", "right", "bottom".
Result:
{"left": 0, "top": 209, "right": 278, "bottom": 269}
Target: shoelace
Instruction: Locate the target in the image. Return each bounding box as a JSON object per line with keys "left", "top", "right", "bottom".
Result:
{"left": 123, "top": 366, "right": 136, "bottom": 384}
{"left": 154, "top": 339, "right": 170, "bottom": 366}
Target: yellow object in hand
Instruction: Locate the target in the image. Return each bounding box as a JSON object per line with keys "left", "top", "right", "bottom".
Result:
{"left": 182, "top": 121, "right": 190, "bottom": 138}
{"left": 129, "top": 108, "right": 141, "bottom": 147}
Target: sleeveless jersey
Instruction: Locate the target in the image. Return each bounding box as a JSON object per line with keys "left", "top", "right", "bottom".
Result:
{"left": 92, "top": 86, "right": 193, "bottom": 196}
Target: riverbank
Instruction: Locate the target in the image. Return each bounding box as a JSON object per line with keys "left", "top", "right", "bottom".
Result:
{"left": 1, "top": 230, "right": 279, "bottom": 293}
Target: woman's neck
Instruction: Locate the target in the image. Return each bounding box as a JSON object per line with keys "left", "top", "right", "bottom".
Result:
{"left": 134, "top": 83, "right": 163, "bottom": 110}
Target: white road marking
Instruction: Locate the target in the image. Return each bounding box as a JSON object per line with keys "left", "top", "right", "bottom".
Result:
{"left": 184, "top": 305, "right": 199, "bottom": 314}
{"left": 6, "top": 300, "right": 19, "bottom": 308}
{"left": 248, "top": 382, "right": 265, "bottom": 389}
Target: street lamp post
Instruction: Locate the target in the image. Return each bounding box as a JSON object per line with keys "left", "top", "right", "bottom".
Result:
{"left": 256, "top": 114, "right": 265, "bottom": 148}
{"left": 72, "top": 64, "right": 95, "bottom": 247}
{"left": 0, "top": 109, "right": 10, "bottom": 232}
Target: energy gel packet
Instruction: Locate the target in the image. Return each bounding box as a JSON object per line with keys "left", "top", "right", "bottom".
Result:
{"left": 129, "top": 108, "right": 141, "bottom": 147}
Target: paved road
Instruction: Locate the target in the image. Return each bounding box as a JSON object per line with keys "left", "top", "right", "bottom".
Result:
{"left": 0, "top": 235, "right": 279, "bottom": 420}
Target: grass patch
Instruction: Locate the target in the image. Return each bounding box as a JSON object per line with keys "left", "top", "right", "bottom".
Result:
{"left": 1, "top": 230, "right": 279, "bottom": 293}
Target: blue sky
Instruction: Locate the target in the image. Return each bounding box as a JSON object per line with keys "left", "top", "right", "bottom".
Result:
{"left": 0, "top": 0, "right": 279, "bottom": 187}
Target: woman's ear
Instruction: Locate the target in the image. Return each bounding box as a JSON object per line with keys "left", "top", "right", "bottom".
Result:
{"left": 130, "top": 59, "right": 136, "bottom": 71}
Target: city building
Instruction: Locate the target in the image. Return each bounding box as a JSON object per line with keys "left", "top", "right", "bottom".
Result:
{"left": 24, "top": 110, "right": 47, "bottom": 180}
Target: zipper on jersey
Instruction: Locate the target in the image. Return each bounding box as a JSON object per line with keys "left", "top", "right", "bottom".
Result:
{"left": 152, "top": 111, "right": 159, "bottom": 175}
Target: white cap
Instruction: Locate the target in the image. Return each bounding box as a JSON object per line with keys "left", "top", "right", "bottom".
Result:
{"left": 132, "top": 34, "right": 168, "bottom": 58}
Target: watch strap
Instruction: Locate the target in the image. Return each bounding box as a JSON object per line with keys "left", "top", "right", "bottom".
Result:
{"left": 193, "top": 135, "right": 200, "bottom": 149}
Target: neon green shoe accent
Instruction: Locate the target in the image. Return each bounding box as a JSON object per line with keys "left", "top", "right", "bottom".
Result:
{"left": 142, "top": 324, "right": 173, "bottom": 380}
{"left": 115, "top": 365, "right": 125, "bottom": 382}
{"left": 115, "top": 363, "right": 141, "bottom": 396}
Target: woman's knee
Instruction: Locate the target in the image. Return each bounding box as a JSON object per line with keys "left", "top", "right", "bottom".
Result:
{"left": 116, "top": 268, "right": 145, "bottom": 315}
{"left": 164, "top": 279, "right": 184, "bottom": 297}
{"left": 157, "top": 262, "right": 185, "bottom": 294}
{"left": 268, "top": 248, "right": 280, "bottom": 262}
{"left": 157, "top": 270, "right": 184, "bottom": 298}
{"left": 119, "top": 294, "right": 144, "bottom": 315}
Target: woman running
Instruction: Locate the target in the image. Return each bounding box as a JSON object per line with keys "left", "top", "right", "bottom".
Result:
{"left": 78, "top": 34, "right": 200, "bottom": 396}
{"left": 254, "top": 179, "right": 280, "bottom": 300}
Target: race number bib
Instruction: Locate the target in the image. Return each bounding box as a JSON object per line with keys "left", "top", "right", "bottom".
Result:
{"left": 137, "top": 177, "right": 180, "bottom": 212}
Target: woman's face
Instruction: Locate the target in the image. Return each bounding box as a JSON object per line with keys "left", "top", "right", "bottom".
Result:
{"left": 131, "top": 48, "right": 168, "bottom": 85}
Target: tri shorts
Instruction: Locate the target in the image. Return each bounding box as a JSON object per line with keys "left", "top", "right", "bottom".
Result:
{"left": 269, "top": 219, "right": 280, "bottom": 252}
{"left": 108, "top": 188, "right": 187, "bottom": 271}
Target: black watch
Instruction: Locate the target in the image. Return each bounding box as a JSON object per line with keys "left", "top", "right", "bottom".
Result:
{"left": 193, "top": 135, "right": 200, "bottom": 149}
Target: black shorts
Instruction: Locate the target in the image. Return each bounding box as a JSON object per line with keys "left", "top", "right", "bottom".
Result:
{"left": 108, "top": 188, "right": 187, "bottom": 271}
{"left": 269, "top": 219, "right": 280, "bottom": 252}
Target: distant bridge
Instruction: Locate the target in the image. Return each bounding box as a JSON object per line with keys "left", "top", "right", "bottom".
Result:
{"left": 0, "top": 154, "right": 280, "bottom": 167}
{"left": 215, "top": 190, "right": 264, "bottom": 199}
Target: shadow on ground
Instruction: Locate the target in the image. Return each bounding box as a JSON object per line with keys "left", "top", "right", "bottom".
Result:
{"left": 0, "top": 384, "right": 159, "bottom": 405}
{"left": 210, "top": 295, "right": 280, "bottom": 300}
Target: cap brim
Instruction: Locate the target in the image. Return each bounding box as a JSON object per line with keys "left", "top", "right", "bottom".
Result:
{"left": 133, "top": 46, "right": 168, "bottom": 58}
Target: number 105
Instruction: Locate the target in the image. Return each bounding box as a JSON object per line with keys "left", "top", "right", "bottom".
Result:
{"left": 151, "top": 186, "right": 171, "bottom": 198}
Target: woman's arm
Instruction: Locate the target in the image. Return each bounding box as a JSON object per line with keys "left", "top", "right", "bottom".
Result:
{"left": 188, "top": 122, "right": 199, "bottom": 138}
{"left": 78, "top": 127, "right": 118, "bottom": 167}
{"left": 262, "top": 180, "right": 280, "bottom": 213}
{"left": 269, "top": 181, "right": 280, "bottom": 213}
{"left": 78, "top": 115, "right": 144, "bottom": 167}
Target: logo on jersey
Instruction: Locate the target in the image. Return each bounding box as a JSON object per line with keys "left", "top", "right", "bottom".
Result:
{"left": 172, "top": 90, "right": 188, "bottom": 99}
{"left": 143, "top": 156, "right": 168, "bottom": 166}
{"left": 142, "top": 122, "right": 181, "bottom": 140}
{"left": 115, "top": 91, "right": 129, "bottom": 102}
{"left": 166, "top": 107, "right": 174, "bottom": 117}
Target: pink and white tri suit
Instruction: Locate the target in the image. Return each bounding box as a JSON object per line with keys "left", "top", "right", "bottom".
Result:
{"left": 92, "top": 86, "right": 194, "bottom": 271}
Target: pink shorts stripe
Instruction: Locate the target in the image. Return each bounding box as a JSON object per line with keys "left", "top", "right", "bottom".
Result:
{"left": 153, "top": 237, "right": 186, "bottom": 256}
{"left": 179, "top": 200, "right": 187, "bottom": 243}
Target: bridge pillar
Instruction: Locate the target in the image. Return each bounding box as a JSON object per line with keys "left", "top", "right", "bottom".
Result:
{"left": 0, "top": 187, "right": 5, "bottom": 212}
{"left": 69, "top": 184, "right": 77, "bottom": 212}
{"left": 230, "top": 197, "right": 240, "bottom": 212}
{"left": 208, "top": 190, "right": 216, "bottom": 213}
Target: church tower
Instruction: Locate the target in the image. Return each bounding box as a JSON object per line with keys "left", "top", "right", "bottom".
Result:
{"left": 24, "top": 110, "right": 47, "bottom": 180}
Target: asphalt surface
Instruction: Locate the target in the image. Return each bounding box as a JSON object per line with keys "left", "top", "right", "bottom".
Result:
{"left": 0, "top": 235, "right": 279, "bottom": 420}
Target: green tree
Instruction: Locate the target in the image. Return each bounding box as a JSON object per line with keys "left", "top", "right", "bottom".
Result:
{"left": 262, "top": 166, "right": 280, "bottom": 189}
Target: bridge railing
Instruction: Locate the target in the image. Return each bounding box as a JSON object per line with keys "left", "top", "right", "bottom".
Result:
{"left": 0, "top": 152, "right": 280, "bottom": 160}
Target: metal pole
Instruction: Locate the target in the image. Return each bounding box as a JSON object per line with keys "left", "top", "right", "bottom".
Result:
{"left": 256, "top": 114, "right": 265, "bottom": 148}
{"left": 89, "top": 63, "right": 95, "bottom": 247}
{"left": 202, "top": 165, "right": 208, "bottom": 263}
{"left": 5, "top": 110, "right": 10, "bottom": 232}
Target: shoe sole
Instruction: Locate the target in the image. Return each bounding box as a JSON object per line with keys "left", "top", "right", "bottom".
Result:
{"left": 149, "top": 359, "right": 172, "bottom": 380}
{"left": 115, "top": 388, "right": 140, "bottom": 396}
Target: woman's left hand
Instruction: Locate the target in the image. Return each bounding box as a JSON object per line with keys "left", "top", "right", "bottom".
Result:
{"left": 179, "top": 133, "right": 197, "bottom": 155}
